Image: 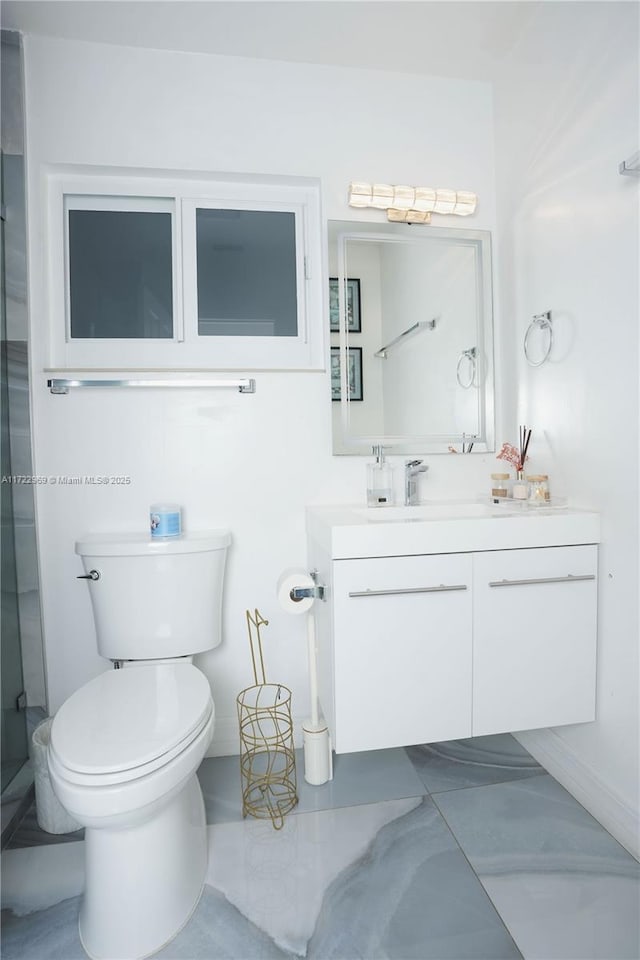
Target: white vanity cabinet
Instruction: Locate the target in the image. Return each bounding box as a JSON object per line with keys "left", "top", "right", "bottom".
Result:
{"left": 307, "top": 504, "right": 600, "bottom": 754}
{"left": 472, "top": 545, "right": 597, "bottom": 736}
{"left": 332, "top": 553, "right": 473, "bottom": 753}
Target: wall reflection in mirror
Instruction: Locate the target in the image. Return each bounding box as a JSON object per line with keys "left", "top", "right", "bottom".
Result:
{"left": 329, "top": 220, "right": 495, "bottom": 455}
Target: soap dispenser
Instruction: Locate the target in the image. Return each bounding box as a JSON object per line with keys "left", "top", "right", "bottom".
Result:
{"left": 367, "top": 445, "right": 394, "bottom": 507}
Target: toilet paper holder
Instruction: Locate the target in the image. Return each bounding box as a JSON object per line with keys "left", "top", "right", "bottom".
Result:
{"left": 289, "top": 570, "right": 325, "bottom": 602}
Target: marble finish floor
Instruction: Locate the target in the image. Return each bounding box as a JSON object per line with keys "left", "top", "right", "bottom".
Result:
{"left": 2, "top": 735, "right": 639, "bottom": 959}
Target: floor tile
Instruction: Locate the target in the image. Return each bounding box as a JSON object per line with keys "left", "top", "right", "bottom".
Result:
{"left": 198, "top": 746, "right": 426, "bottom": 824}
{"left": 305, "top": 797, "right": 521, "bottom": 959}
{"left": 205, "top": 797, "right": 421, "bottom": 954}
{"left": 1, "top": 896, "right": 87, "bottom": 960}
{"left": 1, "top": 886, "right": 289, "bottom": 960}
{"left": 433, "top": 774, "right": 640, "bottom": 959}
{"left": 156, "top": 885, "right": 288, "bottom": 959}
{"left": 1, "top": 839, "right": 85, "bottom": 917}
{"left": 406, "top": 733, "right": 543, "bottom": 794}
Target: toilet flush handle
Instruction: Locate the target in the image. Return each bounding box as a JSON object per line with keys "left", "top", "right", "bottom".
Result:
{"left": 77, "top": 569, "right": 100, "bottom": 581}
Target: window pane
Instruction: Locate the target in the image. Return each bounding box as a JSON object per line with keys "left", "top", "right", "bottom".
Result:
{"left": 69, "top": 210, "right": 173, "bottom": 339}
{"left": 196, "top": 209, "right": 298, "bottom": 337}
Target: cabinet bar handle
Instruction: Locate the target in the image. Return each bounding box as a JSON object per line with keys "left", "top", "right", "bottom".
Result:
{"left": 488, "top": 574, "right": 596, "bottom": 588}
{"left": 348, "top": 584, "right": 468, "bottom": 598}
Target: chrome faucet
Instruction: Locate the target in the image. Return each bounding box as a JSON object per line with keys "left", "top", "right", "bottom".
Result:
{"left": 404, "top": 459, "right": 429, "bottom": 506}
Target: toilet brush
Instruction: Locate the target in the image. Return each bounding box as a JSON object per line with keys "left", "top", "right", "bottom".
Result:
{"left": 302, "top": 610, "right": 333, "bottom": 785}
{"left": 276, "top": 568, "right": 332, "bottom": 785}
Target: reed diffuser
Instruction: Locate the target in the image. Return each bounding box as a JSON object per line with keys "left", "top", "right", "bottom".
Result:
{"left": 497, "top": 426, "right": 532, "bottom": 499}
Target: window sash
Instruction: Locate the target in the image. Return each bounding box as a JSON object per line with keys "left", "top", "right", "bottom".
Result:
{"left": 181, "top": 197, "right": 308, "bottom": 349}
{"left": 63, "top": 195, "right": 181, "bottom": 344}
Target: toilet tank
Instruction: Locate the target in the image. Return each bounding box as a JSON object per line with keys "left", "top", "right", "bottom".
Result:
{"left": 75, "top": 530, "right": 231, "bottom": 661}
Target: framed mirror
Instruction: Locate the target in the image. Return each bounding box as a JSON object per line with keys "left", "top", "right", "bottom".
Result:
{"left": 329, "top": 220, "right": 495, "bottom": 455}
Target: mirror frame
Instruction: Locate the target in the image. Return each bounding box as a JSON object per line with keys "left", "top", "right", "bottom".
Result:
{"left": 330, "top": 220, "right": 495, "bottom": 455}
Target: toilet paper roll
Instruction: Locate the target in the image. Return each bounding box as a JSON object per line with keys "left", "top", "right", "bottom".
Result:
{"left": 277, "top": 568, "right": 315, "bottom": 615}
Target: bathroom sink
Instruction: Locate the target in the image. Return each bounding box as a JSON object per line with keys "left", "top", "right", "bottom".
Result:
{"left": 306, "top": 501, "right": 600, "bottom": 560}
{"left": 355, "top": 502, "right": 495, "bottom": 522}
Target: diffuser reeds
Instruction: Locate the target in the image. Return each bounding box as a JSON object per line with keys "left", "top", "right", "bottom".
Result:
{"left": 519, "top": 425, "right": 532, "bottom": 473}
{"left": 497, "top": 425, "right": 532, "bottom": 474}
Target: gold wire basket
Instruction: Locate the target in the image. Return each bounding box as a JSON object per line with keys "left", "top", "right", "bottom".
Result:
{"left": 237, "top": 609, "right": 298, "bottom": 830}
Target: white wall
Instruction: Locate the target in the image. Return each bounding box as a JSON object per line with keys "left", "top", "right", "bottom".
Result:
{"left": 23, "top": 36, "right": 498, "bottom": 752}
{"left": 493, "top": 2, "right": 639, "bottom": 855}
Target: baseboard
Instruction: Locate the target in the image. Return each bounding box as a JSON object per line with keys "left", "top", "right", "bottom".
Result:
{"left": 205, "top": 713, "right": 306, "bottom": 759}
{"left": 514, "top": 728, "right": 639, "bottom": 860}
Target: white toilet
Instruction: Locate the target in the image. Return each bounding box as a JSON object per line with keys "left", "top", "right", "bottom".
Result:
{"left": 48, "top": 529, "right": 231, "bottom": 960}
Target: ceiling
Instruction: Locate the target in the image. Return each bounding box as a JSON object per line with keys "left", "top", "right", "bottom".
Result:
{"left": 1, "top": 1, "right": 544, "bottom": 82}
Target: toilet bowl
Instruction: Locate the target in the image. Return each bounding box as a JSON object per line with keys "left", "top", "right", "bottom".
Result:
{"left": 49, "top": 662, "right": 214, "bottom": 959}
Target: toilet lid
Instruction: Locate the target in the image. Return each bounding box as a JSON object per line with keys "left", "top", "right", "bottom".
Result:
{"left": 50, "top": 663, "right": 212, "bottom": 777}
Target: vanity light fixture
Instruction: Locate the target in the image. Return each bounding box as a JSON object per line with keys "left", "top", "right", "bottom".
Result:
{"left": 348, "top": 182, "right": 477, "bottom": 223}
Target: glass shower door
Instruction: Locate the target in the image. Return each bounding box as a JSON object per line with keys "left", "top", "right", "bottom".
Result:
{"left": 1, "top": 146, "right": 29, "bottom": 790}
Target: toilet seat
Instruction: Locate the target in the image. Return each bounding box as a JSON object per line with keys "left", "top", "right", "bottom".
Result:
{"left": 50, "top": 663, "right": 213, "bottom": 787}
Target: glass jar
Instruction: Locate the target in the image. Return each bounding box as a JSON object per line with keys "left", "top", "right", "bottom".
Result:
{"left": 490, "top": 473, "right": 510, "bottom": 502}
{"left": 511, "top": 470, "right": 528, "bottom": 500}
{"left": 527, "top": 474, "right": 550, "bottom": 504}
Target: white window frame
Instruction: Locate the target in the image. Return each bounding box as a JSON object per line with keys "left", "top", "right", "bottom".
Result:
{"left": 63, "top": 194, "right": 181, "bottom": 348}
{"left": 181, "top": 196, "right": 310, "bottom": 369}
{"left": 46, "top": 169, "right": 325, "bottom": 371}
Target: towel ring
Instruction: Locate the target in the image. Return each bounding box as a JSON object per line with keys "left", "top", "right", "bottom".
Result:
{"left": 524, "top": 312, "right": 553, "bottom": 367}
{"left": 456, "top": 347, "right": 477, "bottom": 389}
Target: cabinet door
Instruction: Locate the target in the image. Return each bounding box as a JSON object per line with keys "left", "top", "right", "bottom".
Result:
{"left": 473, "top": 545, "right": 597, "bottom": 736}
{"left": 332, "top": 554, "right": 473, "bottom": 753}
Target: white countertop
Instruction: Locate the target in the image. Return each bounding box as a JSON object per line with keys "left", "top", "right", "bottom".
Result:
{"left": 306, "top": 501, "right": 601, "bottom": 559}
